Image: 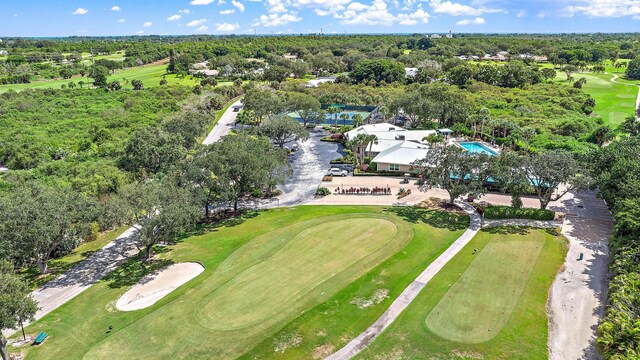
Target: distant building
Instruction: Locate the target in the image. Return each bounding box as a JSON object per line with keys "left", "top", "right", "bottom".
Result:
{"left": 283, "top": 53, "right": 298, "bottom": 60}
{"left": 0, "top": 50, "right": 7, "bottom": 56}
{"left": 430, "top": 34, "right": 441, "bottom": 39}
{"left": 189, "top": 69, "right": 219, "bottom": 76}
{"left": 306, "top": 76, "right": 336, "bottom": 87}
{"left": 404, "top": 67, "right": 418, "bottom": 77}
{"left": 192, "top": 61, "right": 208, "bottom": 70}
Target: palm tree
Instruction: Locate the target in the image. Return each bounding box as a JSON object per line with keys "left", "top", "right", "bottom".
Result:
{"left": 351, "top": 113, "right": 364, "bottom": 127}
{"left": 365, "top": 134, "right": 378, "bottom": 160}
{"left": 340, "top": 113, "right": 349, "bottom": 127}
{"left": 521, "top": 127, "right": 536, "bottom": 152}
{"left": 353, "top": 133, "right": 369, "bottom": 164}
{"left": 326, "top": 106, "right": 340, "bottom": 128}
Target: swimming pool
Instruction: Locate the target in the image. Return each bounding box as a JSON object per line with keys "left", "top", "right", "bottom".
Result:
{"left": 458, "top": 142, "right": 498, "bottom": 156}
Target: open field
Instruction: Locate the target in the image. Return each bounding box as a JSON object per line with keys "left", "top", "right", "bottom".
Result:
{"left": 555, "top": 72, "right": 638, "bottom": 127}
{"left": 357, "top": 226, "right": 567, "bottom": 359}
{"left": 12, "top": 206, "right": 467, "bottom": 360}
{"left": 0, "top": 64, "right": 206, "bottom": 93}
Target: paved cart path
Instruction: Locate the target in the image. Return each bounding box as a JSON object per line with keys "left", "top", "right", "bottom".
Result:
{"left": 325, "top": 201, "right": 481, "bottom": 360}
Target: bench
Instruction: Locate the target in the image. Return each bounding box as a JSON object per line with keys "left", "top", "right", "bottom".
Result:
{"left": 33, "top": 332, "right": 48, "bottom": 345}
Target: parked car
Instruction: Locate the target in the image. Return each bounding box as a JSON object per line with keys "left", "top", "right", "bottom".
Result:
{"left": 327, "top": 168, "right": 348, "bottom": 177}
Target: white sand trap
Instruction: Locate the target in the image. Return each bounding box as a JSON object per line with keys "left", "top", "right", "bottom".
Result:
{"left": 116, "top": 262, "right": 204, "bottom": 311}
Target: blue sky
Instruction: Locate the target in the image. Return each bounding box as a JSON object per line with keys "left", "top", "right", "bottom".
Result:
{"left": 1, "top": 0, "right": 640, "bottom": 36}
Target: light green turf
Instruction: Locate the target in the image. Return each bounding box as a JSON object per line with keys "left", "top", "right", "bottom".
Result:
{"left": 357, "top": 227, "right": 567, "bottom": 360}
{"left": 0, "top": 64, "right": 208, "bottom": 93}
{"left": 556, "top": 72, "right": 638, "bottom": 127}
{"left": 12, "top": 206, "right": 467, "bottom": 360}
{"left": 198, "top": 218, "right": 400, "bottom": 330}
{"left": 426, "top": 236, "right": 545, "bottom": 343}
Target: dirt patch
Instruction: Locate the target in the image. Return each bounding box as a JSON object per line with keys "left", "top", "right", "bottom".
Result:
{"left": 115, "top": 262, "right": 204, "bottom": 311}
{"left": 273, "top": 331, "right": 302, "bottom": 353}
{"left": 312, "top": 344, "right": 336, "bottom": 359}
{"left": 373, "top": 348, "right": 404, "bottom": 360}
{"left": 417, "top": 197, "right": 466, "bottom": 214}
{"left": 452, "top": 349, "right": 484, "bottom": 359}
{"left": 350, "top": 289, "right": 389, "bottom": 309}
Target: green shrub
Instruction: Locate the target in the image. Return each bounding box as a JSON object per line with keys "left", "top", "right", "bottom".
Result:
{"left": 483, "top": 205, "right": 555, "bottom": 220}
{"left": 315, "top": 187, "right": 330, "bottom": 196}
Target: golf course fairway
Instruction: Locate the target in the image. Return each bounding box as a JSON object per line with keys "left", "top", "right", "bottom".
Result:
{"left": 83, "top": 213, "right": 413, "bottom": 359}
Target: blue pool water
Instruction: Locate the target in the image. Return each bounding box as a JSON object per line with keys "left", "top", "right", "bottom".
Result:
{"left": 458, "top": 142, "right": 498, "bottom": 156}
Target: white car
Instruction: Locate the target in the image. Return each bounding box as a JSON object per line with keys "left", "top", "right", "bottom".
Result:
{"left": 327, "top": 168, "right": 348, "bottom": 177}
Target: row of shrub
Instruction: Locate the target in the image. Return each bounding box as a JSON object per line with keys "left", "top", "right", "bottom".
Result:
{"left": 483, "top": 205, "right": 555, "bottom": 221}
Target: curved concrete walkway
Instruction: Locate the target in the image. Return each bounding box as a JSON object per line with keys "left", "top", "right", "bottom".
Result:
{"left": 610, "top": 73, "right": 640, "bottom": 120}
{"left": 325, "top": 201, "right": 481, "bottom": 360}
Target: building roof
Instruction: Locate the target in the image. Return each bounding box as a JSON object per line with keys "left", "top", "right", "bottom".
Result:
{"left": 405, "top": 67, "right": 418, "bottom": 77}
{"left": 345, "top": 124, "right": 404, "bottom": 140}
{"left": 190, "top": 69, "right": 219, "bottom": 76}
{"left": 306, "top": 77, "right": 336, "bottom": 87}
{"left": 372, "top": 141, "right": 430, "bottom": 166}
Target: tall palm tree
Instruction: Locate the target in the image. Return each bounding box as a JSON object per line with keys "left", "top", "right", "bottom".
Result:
{"left": 365, "top": 134, "right": 379, "bottom": 160}
{"left": 340, "top": 113, "right": 349, "bottom": 127}
{"left": 351, "top": 113, "right": 363, "bottom": 127}
{"left": 326, "top": 106, "right": 340, "bottom": 128}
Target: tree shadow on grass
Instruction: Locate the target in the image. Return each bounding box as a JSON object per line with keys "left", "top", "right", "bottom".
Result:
{"left": 103, "top": 257, "right": 174, "bottom": 289}
{"left": 384, "top": 206, "right": 469, "bottom": 231}
{"left": 186, "top": 209, "right": 264, "bottom": 238}
{"left": 481, "top": 226, "right": 532, "bottom": 235}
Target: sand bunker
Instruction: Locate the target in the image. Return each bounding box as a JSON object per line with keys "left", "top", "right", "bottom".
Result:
{"left": 116, "top": 262, "right": 204, "bottom": 311}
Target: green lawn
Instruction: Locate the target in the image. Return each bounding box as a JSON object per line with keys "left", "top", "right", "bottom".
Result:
{"left": 12, "top": 206, "right": 467, "bottom": 360}
{"left": 357, "top": 227, "right": 567, "bottom": 359}
{"left": 556, "top": 72, "right": 638, "bottom": 127}
{"left": 0, "top": 64, "right": 205, "bottom": 93}
{"left": 18, "top": 226, "right": 129, "bottom": 290}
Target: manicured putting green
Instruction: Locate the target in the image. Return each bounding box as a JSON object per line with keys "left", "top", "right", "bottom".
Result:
{"left": 199, "top": 218, "right": 398, "bottom": 330}
{"left": 426, "top": 237, "right": 544, "bottom": 343}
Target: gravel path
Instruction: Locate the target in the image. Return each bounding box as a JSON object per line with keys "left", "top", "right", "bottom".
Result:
{"left": 547, "top": 190, "right": 613, "bottom": 360}
{"left": 325, "top": 201, "right": 481, "bottom": 360}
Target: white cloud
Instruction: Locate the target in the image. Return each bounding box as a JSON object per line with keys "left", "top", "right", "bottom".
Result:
{"left": 220, "top": 9, "right": 236, "bottom": 14}
{"left": 167, "top": 14, "right": 182, "bottom": 21}
{"left": 216, "top": 22, "right": 240, "bottom": 31}
{"left": 563, "top": 0, "right": 640, "bottom": 18}
{"left": 117, "top": 18, "right": 125, "bottom": 23}
{"left": 111, "top": 5, "right": 121, "bottom": 11}
{"left": 72, "top": 8, "right": 89, "bottom": 15}
{"left": 137, "top": 30, "right": 145, "bottom": 34}
{"left": 516, "top": 9, "right": 527, "bottom": 18}
{"left": 179, "top": 9, "right": 191, "bottom": 14}
{"left": 260, "top": 12, "right": 302, "bottom": 26}
{"left": 429, "top": 0, "right": 502, "bottom": 16}
{"left": 196, "top": 25, "right": 209, "bottom": 32}
{"left": 337, "top": 0, "right": 396, "bottom": 25}
{"left": 187, "top": 18, "right": 208, "bottom": 26}
{"left": 232, "top": 0, "right": 246, "bottom": 12}
{"left": 347, "top": 2, "right": 369, "bottom": 11}
{"left": 455, "top": 16, "right": 485, "bottom": 25}
{"left": 190, "top": 0, "right": 215, "bottom": 4}
{"left": 143, "top": 21, "right": 153, "bottom": 27}
{"left": 398, "top": 8, "right": 430, "bottom": 25}
{"left": 267, "top": 0, "right": 288, "bottom": 13}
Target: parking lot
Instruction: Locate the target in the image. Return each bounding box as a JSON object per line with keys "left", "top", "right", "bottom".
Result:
{"left": 274, "top": 128, "right": 344, "bottom": 206}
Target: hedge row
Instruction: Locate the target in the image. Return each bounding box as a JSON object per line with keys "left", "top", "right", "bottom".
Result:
{"left": 483, "top": 205, "right": 555, "bottom": 220}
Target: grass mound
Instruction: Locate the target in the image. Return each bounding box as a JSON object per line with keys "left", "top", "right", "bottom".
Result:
{"left": 426, "top": 237, "right": 545, "bottom": 343}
